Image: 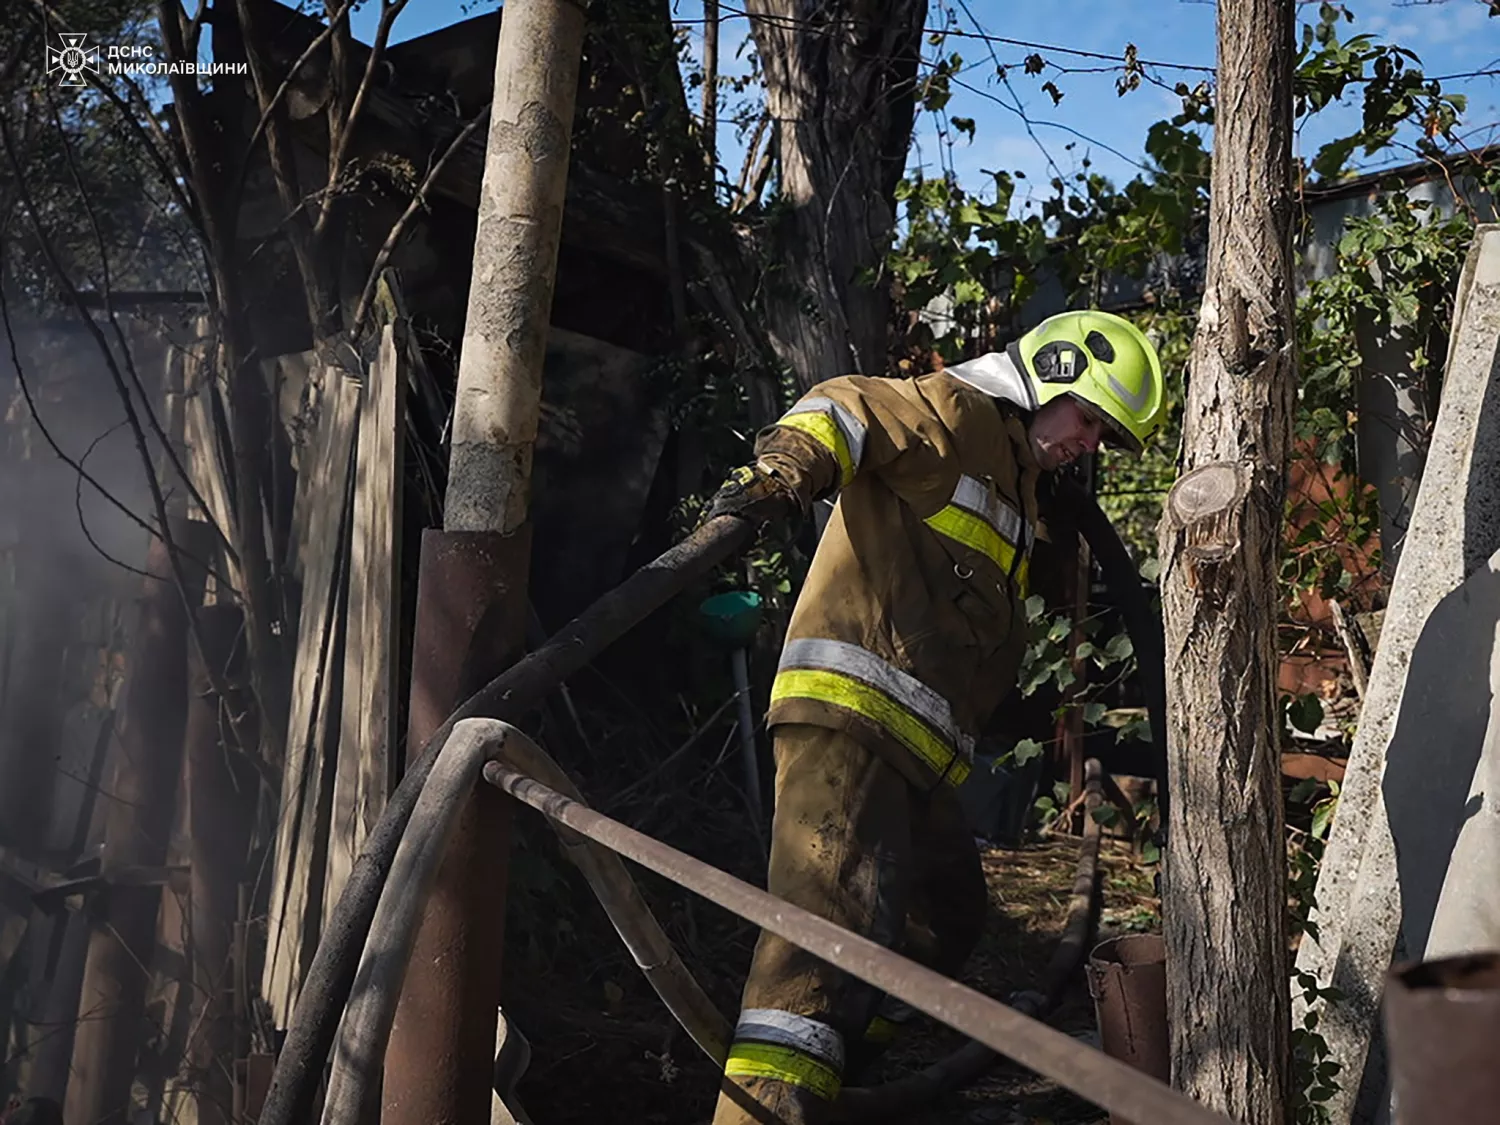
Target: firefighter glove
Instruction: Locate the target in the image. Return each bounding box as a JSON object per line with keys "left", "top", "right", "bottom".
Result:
{"left": 704, "top": 463, "right": 799, "bottom": 526}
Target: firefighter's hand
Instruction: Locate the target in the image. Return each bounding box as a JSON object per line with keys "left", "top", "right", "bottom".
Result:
{"left": 703, "top": 463, "right": 798, "bottom": 526}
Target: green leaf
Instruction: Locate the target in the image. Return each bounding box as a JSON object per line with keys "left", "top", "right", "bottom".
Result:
{"left": 1289, "top": 778, "right": 1321, "bottom": 804}
{"left": 1311, "top": 798, "right": 1338, "bottom": 840}
{"left": 1025, "top": 594, "right": 1047, "bottom": 622}
{"left": 952, "top": 277, "right": 987, "bottom": 306}
{"left": 1083, "top": 701, "right": 1108, "bottom": 725}
{"left": 1104, "top": 633, "right": 1134, "bottom": 661}
{"left": 1012, "top": 737, "right": 1045, "bottom": 765}
{"left": 1289, "top": 693, "right": 1325, "bottom": 734}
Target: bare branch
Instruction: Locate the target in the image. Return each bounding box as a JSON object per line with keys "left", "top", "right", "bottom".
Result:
{"left": 75, "top": 421, "right": 154, "bottom": 578}
{"left": 230, "top": 0, "right": 322, "bottom": 326}
{"left": 350, "top": 105, "right": 490, "bottom": 337}
{"left": 734, "top": 110, "right": 771, "bottom": 211}
{"left": 42, "top": 86, "right": 241, "bottom": 569}
{"left": 315, "top": 0, "right": 412, "bottom": 241}
{"left": 3, "top": 110, "right": 255, "bottom": 753}
{"left": 233, "top": 0, "right": 359, "bottom": 220}
{"left": 0, "top": 272, "right": 199, "bottom": 576}
{"left": 0, "top": 114, "right": 250, "bottom": 752}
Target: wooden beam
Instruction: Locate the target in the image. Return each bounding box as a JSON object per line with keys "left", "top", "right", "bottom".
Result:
{"left": 324, "top": 324, "right": 404, "bottom": 929}
{"left": 260, "top": 370, "right": 359, "bottom": 1027}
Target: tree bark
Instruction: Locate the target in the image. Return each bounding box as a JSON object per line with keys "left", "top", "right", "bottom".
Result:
{"left": 702, "top": 0, "right": 719, "bottom": 163}
{"left": 385, "top": 2, "right": 585, "bottom": 1122}
{"left": 746, "top": 0, "right": 924, "bottom": 387}
{"left": 1155, "top": 1, "right": 1296, "bottom": 1121}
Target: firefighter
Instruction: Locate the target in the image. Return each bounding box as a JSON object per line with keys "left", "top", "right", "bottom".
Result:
{"left": 702, "top": 310, "right": 1166, "bottom": 1125}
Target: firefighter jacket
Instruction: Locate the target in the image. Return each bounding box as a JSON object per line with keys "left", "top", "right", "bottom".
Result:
{"left": 754, "top": 352, "right": 1044, "bottom": 791}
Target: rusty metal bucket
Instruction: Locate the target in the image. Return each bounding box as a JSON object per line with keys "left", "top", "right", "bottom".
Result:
{"left": 1385, "top": 951, "right": 1500, "bottom": 1124}
{"left": 1087, "top": 933, "right": 1170, "bottom": 1125}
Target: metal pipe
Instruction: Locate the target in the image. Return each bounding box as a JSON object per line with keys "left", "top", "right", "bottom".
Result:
{"left": 1384, "top": 952, "right": 1500, "bottom": 1123}
{"left": 321, "top": 719, "right": 502, "bottom": 1125}
{"left": 383, "top": 528, "right": 529, "bottom": 1125}
{"left": 729, "top": 646, "right": 763, "bottom": 826}
{"left": 482, "top": 760, "right": 1234, "bottom": 1125}
{"left": 257, "top": 513, "right": 753, "bottom": 1125}
{"left": 494, "top": 724, "right": 732, "bottom": 1063}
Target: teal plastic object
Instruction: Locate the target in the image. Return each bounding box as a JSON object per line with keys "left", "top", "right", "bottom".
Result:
{"left": 698, "top": 590, "right": 763, "bottom": 647}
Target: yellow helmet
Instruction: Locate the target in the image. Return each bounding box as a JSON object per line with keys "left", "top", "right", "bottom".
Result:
{"left": 1007, "top": 310, "right": 1166, "bottom": 453}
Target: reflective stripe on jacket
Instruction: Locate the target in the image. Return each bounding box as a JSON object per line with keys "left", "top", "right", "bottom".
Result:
{"left": 754, "top": 364, "right": 1042, "bottom": 789}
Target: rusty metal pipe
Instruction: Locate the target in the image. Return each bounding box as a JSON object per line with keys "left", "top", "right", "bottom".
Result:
{"left": 483, "top": 760, "right": 1233, "bottom": 1125}
{"left": 1384, "top": 952, "right": 1500, "bottom": 1123}
{"left": 322, "top": 719, "right": 503, "bottom": 1125}
{"left": 258, "top": 514, "right": 754, "bottom": 1125}
{"left": 65, "top": 520, "right": 210, "bottom": 1125}
{"left": 1088, "top": 933, "right": 1170, "bottom": 1125}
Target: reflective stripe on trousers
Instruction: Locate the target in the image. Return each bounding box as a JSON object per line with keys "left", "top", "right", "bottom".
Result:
{"left": 773, "top": 396, "right": 868, "bottom": 486}
{"left": 771, "top": 638, "right": 973, "bottom": 785}
{"left": 724, "top": 1008, "right": 846, "bottom": 1101}
{"left": 924, "top": 473, "right": 1032, "bottom": 593}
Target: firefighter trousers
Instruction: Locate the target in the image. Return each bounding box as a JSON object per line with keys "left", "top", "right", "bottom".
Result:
{"left": 711, "top": 723, "right": 987, "bottom": 1125}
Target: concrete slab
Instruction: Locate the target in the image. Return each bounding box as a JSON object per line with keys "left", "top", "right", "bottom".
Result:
{"left": 1294, "top": 224, "right": 1500, "bottom": 1123}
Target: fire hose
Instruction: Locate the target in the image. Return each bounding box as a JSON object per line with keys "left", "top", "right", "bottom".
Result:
{"left": 317, "top": 718, "right": 1107, "bottom": 1125}
{"left": 264, "top": 489, "right": 1166, "bottom": 1125}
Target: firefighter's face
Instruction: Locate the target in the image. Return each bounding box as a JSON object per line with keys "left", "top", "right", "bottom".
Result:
{"left": 1028, "top": 396, "right": 1107, "bottom": 471}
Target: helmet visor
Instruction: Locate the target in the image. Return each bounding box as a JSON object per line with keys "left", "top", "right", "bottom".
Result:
{"left": 1070, "top": 394, "right": 1141, "bottom": 454}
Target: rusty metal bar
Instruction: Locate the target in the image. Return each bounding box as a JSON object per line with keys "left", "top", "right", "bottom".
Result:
{"left": 384, "top": 528, "right": 529, "bottom": 1125}
{"left": 66, "top": 520, "right": 210, "bottom": 1125}
{"left": 482, "top": 760, "right": 1234, "bottom": 1125}
{"left": 258, "top": 513, "right": 753, "bottom": 1125}
{"left": 1384, "top": 952, "right": 1500, "bottom": 1123}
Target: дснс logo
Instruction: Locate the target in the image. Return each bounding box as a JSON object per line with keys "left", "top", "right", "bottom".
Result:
{"left": 46, "top": 33, "right": 99, "bottom": 87}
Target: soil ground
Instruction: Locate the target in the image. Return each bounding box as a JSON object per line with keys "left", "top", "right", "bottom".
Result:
{"left": 505, "top": 823, "right": 1161, "bottom": 1125}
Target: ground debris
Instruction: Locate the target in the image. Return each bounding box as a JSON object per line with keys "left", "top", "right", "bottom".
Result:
{"left": 507, "top": 824, "right": 1158, "bottom": 1124}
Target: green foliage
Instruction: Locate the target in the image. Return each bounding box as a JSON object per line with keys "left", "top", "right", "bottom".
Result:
{"left": 1288, "top": 779, "right": 1345, "bottom": 1122}
{"left": 1031, "top": 779, "right": 1072, "bottom": 830}
{"left": 1295, "top": 3, "right": 1468, "bottom": 182}
{"left": 999, "top": 590, "right": 1150, "bottom": 772}
{"left": 889, "top": 166, "right": 1049, "bottom": 362}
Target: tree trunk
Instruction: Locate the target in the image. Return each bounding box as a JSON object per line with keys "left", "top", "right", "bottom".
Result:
{"left": 1155, "top": 1, "right": 1296, "bottom": 1121}
{"left": 746, "top": 0, "right": 924, "bottom": 387}
{"left": 384, "top": 2, "right": 585, "bottom": 1122}
{"left": 702, "top": 0, "right": 719, "bottom": 163}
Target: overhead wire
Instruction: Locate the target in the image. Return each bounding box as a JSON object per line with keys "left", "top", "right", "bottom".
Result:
{"left": 680, "top": 4, "right": 1500, "bottom": 87}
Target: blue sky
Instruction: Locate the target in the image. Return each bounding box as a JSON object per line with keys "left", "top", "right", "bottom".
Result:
{"left": 351, "top": 0, "right": 1500, "bottom": 214}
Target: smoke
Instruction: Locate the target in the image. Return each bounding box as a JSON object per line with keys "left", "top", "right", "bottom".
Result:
{"left": 1, "top": 316, "right": 169, "bottom": 590}
{"left": 0, "top": 314, "right": 183, "bottom": 853}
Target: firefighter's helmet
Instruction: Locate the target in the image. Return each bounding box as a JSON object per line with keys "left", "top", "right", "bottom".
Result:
{"left": 1007, "top": 310, "right": 1165, "bottom": 452}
